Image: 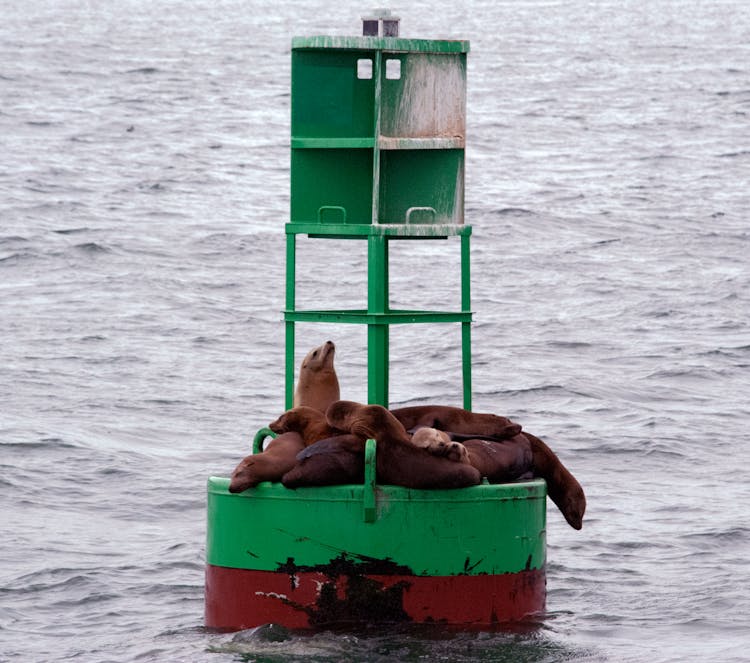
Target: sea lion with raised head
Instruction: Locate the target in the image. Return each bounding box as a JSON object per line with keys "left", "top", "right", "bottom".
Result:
{"left": 390, "top": 405, "right": 522, "bottom": 440}
{"left": 293, "top": 340, "right": 340, "bottom": 413}
{"left": 281, "top": 434, "right": 365, "bottom": 488}
{"left": 228, "top": 431, "right": 306, "bottom": 493}
{"left": 268, "top": 406, "right": 341, "bottom": 447}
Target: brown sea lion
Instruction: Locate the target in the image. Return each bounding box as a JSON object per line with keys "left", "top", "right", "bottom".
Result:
{"left": 462, "top": 434, "right": 533, "bottom": 484}
{"left": 325, "top": 400, "right": 412, "bottom": 444}
{"left": 325, "top": 400, "right": 481, "bottom": 489}
{"left": 524, "top": 432, "right": 586, "bottom": 530}
{"left": 390, "top": 405, "right": 522, "bottom": 440}
{"left": 293, "top": 340, "right": 340, "bottom": 413}
{"left": 376, "top": 438, "right": 481, "bottom": 489}
{"left": 281, "top": 434, "right": 365, "bottom": 488}
{"left": 228, "top": 431, "right": 305, "bottom": 493}
{"left": 410, "top": 426, "right": 470, "bottom": 464}
{"left": 268, "top": 406, "right": 341, "bottom": 447}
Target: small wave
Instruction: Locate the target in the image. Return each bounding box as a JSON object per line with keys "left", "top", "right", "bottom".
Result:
{"left": 73, "top": 242, "right": 111, "bottom": 254}
{"left": 53, "top": 227, "right": 90, "bottom": 235}
{"left": 717, "top": 150, "right": 750, "bottom": 158}
{"left": 0, "top": 437, "right": 80, "bottom": 450}
{"left": 0, "top": 251, "right": 34, "bottom": 264}
{"left": 0, "top": 235, "right": 29, "bottom": 244}
{"left": 491, "top": 207, "right": 536, "bottom": 217}
{"left": 125, "top": 67, "right": 160, "bottom": 74}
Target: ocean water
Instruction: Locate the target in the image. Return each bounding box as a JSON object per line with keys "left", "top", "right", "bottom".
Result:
{"left": 1, "top": 1, "right": 749, "bottom": 661}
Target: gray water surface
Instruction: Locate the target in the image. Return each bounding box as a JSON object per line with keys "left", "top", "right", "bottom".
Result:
{"left": 1, "top": 1, "right": 749, "bottom": 661}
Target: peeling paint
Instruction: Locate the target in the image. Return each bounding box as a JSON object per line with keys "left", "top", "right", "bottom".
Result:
{"left": 381, "top": 54, "right": 466, "bottom": 139}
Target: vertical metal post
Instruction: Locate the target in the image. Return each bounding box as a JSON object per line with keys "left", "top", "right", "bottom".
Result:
{"left": 461, "top": 232, "right": 472, "bottom": 411}
{"left": 371, "top": 50, "right": 382, "bottom": 224}
{"left": 367, "top": 234, "right": 389, "bottom": 407}
{"left": 285, "top": 232, "right": 297, "bottom": 410}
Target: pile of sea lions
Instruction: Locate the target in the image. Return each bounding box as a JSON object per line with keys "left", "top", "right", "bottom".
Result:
{"left": 229, "top": 341, "right": 586, "bottom": 530}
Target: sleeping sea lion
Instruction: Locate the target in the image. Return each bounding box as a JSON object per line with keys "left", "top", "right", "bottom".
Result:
{"left": 377, "top": 437, "right": 481, "bottom": 489}
{"left": 281, "top": 434, "right": 365, "bottom": 488}
{"left": 410, "top": 426, "right": 470, "bottom": 464}
{"left": 326, "top": 400, "right": 411, "bottom": 444}
{"left": 324, "top": 400, "right": 480, "bottom": 489}
{"left": 462, "top": 434, "right": 534, "bottom": 484}
{"left": 228, "top": 431, "right": 305, "bottom": 493}
{"left": 268, "top": 406, "right": 341, "bottom": 447}
{"left": 390, "top": 405, "right": 522, "bottom": 440}
{"left": 293, "top": 340, "right": 340, "bottom": 413}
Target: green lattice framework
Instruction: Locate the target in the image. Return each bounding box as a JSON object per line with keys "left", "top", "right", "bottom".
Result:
{"left": 285, "top": 36, "right": 472, "bottom": 409}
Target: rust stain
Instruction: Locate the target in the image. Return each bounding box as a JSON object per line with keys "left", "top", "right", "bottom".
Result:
{"left": 274, "top": 553, "right": 415, "bottom": 627}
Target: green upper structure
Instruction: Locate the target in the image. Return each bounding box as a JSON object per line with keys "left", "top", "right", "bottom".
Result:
{"left": 290, "top": 35, "right": 469, "bottom": 228}
{"left": 285, "top": 33, "right": 473, "bottom": 408}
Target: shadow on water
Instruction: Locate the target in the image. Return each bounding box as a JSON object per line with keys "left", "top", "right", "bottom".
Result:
{"left": 208, "top": 622, "right": 604, "bottom": 663}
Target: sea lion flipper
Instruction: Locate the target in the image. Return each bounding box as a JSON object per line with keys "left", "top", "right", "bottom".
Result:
{"left": 524, "top": 432, "right": 586, "bottom": 530}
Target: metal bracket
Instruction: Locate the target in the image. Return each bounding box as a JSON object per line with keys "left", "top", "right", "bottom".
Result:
{"left": 363, "top": 438, "right": 377, "bottom": 522}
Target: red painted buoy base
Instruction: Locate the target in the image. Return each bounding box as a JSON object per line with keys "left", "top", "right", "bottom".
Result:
{"left": 205, "top": 564, "right": 546, "bottom": 631}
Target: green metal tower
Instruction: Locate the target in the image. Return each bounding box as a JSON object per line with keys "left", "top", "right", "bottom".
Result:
{"left": 284, "top": 31, "right": 472, "bottom": 410}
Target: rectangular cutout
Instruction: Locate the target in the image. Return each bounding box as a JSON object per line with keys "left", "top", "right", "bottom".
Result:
{"left": 385, "top": 58, "right": 401, "bottom": 80}
{"left": 357, "top": 58, "right": 373, "bottom": 79}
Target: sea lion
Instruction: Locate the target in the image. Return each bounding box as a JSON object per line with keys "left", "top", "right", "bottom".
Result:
{"left": 326, "top": 400, "right": 412, "bottom": 445}
{"left": 391, "top": 405, "right": 522, "bottom": 440}
{"left": 268, "top": 406, "right": 341, "bottom": 447}
{"left": 293, "top": 340, "right": 340, "bottom": 413}
{"left": 524, "top": 432, "right": 586, "bottom": 530}
{"left": 377, "top": 437, "right": 481, "bottom": 489}
{"left": 410, "top": 426, "right": 470, "bottom": 464}
{"left": 462, "top": 434, "right": 534, "bottom": 484}
{"left": 281, "top": 434, "right": 365, "bottom": 488}
{"left": 228, "top": 431, "right": 305, "bottom": 493}
{"left": 325, "top": 400, "right": 481, "bottom": 489}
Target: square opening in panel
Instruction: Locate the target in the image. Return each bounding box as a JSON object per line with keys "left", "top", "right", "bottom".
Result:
{"left": 357, "top": 58, "right": 373, "bottom": 79}
{"left": 385, "top": 58, "right": 401, "bottom": 80}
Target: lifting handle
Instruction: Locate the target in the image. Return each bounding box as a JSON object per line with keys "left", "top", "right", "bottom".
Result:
{"left": 252, "top": 427, "right": 276, "bottom": 454}
{"left": 405, "top": 206, "right": 437, "bottom": 223}
{"left": 318, "top": 205, "right": 348, "bottom": 224}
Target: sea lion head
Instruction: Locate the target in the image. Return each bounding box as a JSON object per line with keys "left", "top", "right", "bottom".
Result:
{"left": 293, "top": 341, "right": 340, "bottom": 412}
{"left": 326, "top": 400, "right": 410, "bottom": 443}
{"left": 300, "top": 340, "right": 335, "bottom": 372}
{"left": 410, "top": 427, "right": 470, "bottom": 464}
{"left": 228, "top": 455, "right": 259, "bottom": 493}
{"left": 269, "top": 406, "right": 325, "bottom": 435}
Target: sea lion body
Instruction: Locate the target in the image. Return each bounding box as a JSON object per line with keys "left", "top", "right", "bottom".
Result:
{"left": 293, "top": 340, "right": 340, "bottom": 413}
{"left": 325, "top": 400, "right": 480, "bottom": 489}
{"left": 326, "top": 400, "right": 411, "bottom": 444}
{"left": 268, "top": 406, "right": 340, "bottom": 447}
{"left": 462, "top": 434, "right": 533, "bottom": 483}
{"left": 377, "top": 439, "right": 481, "bottom": 489}
{"left": 391, "top": 405, "right": 522, "bottom": 440}
{"left": 228, "top": 431, "right": 305, "bottom": 493}
{"left": 281, "top": 434, "right": 365, "bottom": 488}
